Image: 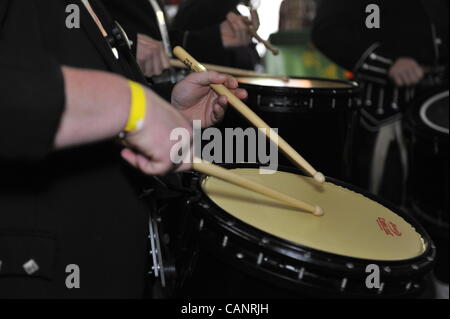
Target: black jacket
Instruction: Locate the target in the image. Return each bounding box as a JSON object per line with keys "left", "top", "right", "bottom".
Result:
{"left": 312, "top": 0, "right": 449, "bottom": 124}
{"left": 0, "top": 0, "right": 151, "bottom": 298}
{"left": 312, "top": 0, "right": 448, "bottom": 81}
{"left": 173, "top": 0, "right": 260, "bottom": 70}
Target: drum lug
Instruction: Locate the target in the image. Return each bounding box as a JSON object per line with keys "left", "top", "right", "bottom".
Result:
{"left": 256, "top": 253, "right": 264, "bottom": 265}
{"left": 405, "top": 282, "right": 413, "bottom": 291}
{"left": 198, "top": 202, "right": 210, "bottom": 210}
{"left": 259, "top": 237, "right": 270, "bottom": 246}
{"left": 346, "top": 263, "right": 355, "bottom": 270}
{"left": 257, "top": 94, "right": 262, "bottom": 106}
{"left": 284, "top": 264, "right": 296, "bottom": 272}
{"left": 298, "top": 267, "right": 306, "bottom": 281}
{"left": 222, "top": 236, "right": 229, "bottom": 248}
{"left": 236, "top": 253, "right": 245, "bottom": 260}
{"left": 340, "top": 278, "right": 348, "bottom": 291}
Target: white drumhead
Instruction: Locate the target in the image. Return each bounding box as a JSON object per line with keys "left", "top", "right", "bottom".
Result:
{"left": 202, "top": 169, "right": 427, "bottom": 261}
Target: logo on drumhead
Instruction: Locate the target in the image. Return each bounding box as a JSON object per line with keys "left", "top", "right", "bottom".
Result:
{"left": 170, "top": 120, "right": 279, "bottom": 174}
{"left": 376, "top": 217, "right": 402, "bottom": 237}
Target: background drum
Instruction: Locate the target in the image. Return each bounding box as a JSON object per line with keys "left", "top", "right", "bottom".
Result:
{"left": 161, "top": 165, "right": 435, "bottom": 299}
{"left": 147, "top": 68, "right": 190, "bottom": 102}
{"left": 405, "top": 90, "right": 449, "bottom": 284}
{"left": 218, "top": 77, "right": 360, "bottom": 181}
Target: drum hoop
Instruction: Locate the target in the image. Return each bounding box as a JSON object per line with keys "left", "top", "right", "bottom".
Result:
{"left": 238, "top": 77, "right": 360, "bottom": 94}
{"left": 419, "top": 91, "right": 449, "bottom": 135}
{"left": 194, "top": 164, "right": 435, "bottom": 274}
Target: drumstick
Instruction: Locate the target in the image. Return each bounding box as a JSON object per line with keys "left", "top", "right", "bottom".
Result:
{"left": 248, "top": 26, "right": 280, "bottom": 56}
{"left": 193, "top": 158, "right": 324, "bottom": 216}
{"left": 170, "top": 59, "right": 289, "bottom": 82}
{"left": 173, "top": 46, "right": 326, "bottom": 184}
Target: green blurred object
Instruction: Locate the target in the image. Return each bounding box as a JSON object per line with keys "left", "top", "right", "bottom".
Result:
{"left": 264, "top": 29, "right": 348, "bottom": 80}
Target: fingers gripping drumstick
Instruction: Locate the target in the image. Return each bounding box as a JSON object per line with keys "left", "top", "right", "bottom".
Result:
{"left": 173, "top": 46, "right": 326, "bottom": 184}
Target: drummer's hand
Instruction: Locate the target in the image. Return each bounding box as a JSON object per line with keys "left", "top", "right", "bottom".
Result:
{"left": 136, "top": 34, "right": 171, "bottom": 77}
{"left": 122, "top": 88, "right": 193, "bottom": 175}
{"left": 389, "top": 58, "right": 425, "bottom": 87}
{"left": 250, "top": 10, "right": 261, "bottom": 31}
{"left": 171, "top": 71, "right": 248, "bottom": 128}
{"left": 220, "top": 11, "right": 259, "bottom": 48}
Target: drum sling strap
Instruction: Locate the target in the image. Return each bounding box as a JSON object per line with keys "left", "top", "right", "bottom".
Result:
{"left": 81, "top": 0, "right": 148, "bottom": 84}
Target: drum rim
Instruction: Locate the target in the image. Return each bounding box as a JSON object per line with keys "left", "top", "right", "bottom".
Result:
{"left": 193, "top": 164, "right": 436, "bottom": 272}
{"left": 420, "top": 91, "right": 449, "bottom": 135}
{"left": 237, "top": 76, "right": 360, "bottom": 94}
{"left": 406, "top": 89, "right": 449, "bottom": 138}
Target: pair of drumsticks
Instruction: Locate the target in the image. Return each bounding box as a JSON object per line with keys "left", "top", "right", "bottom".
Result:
{"left": 173, "top": 47, "right": 325, "bottom": 217}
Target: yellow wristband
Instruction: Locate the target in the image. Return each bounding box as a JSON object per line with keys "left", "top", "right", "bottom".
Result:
{"left": 124, "top": 81, "right": 147, "bottom": 132}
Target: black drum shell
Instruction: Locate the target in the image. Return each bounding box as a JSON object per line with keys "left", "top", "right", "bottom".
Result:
{"left": 175, "top": 164, "right": 436, "bottom": 299}
{"left": 404, "top": 90, "right": 449, "bottom": 283}
{"left": 219, "top": 77, "right": 361, "bottom": 181}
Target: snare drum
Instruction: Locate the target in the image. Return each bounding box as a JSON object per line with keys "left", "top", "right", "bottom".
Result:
{"left": 175, "top": 165, "right": 435, "bottom": 298}
{"left": 219, "top": 77, "right": 360, "bottom": 180}
{"left": 405, "top": 90, "right": 449, "bottom": 283}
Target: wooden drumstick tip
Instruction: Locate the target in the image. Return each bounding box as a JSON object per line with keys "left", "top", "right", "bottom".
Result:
{"left": 314, "top": 172, "right": 326, "bottom": 184}
{"left": 314, "top": 205, "right": 324, "bottom": 217}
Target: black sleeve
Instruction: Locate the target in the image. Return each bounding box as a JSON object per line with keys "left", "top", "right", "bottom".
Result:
{"left": 173, "top": 0, "right": 241, "bottom": 31}
{"left": 0, "top": 45, "right": 65, "bottom": 162}
{"left": 101, "top": 0, "right": 161, "bottom": 41}
{"left": 173, "top": 0, "right": 259, "bottom": 69}
{"left": 181, "top": 25, "right": 228, "bottom": 64}
{"left": 312, "top": 0, "right": 394, "bottom": 82}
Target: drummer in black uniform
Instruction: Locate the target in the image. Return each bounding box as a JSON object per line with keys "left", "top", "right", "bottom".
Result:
{"left": 102, "top": 0, "right": 261, "bottom": 77}
{"left": 172, "top": 0, "right": 261, "bottom": 70}
{"left": 312, "top": 0, "right": 448, "bottom": 205}
{"left": 0, "top": 0, "right": 246, "bottom": 298}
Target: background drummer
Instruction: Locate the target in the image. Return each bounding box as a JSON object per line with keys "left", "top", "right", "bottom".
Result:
{"left": 312, "top": 0, "right": 449, "bottom": 206}
{"left": 172, "top": 0, "right": 261, "bottom": 70}
{"left": 103, "top": 0, "right": 261, "bottom": 78}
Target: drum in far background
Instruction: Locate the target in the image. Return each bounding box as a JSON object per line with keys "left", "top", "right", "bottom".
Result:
{"left": 219, "top": 77, "right": 360, "bottom": 180}
{"left": 146, "top": 67, "right": 190, "bottom": 102}
{"left": 405, "top": 90, "right": 449, "bottom": 284}
{"left": 172, "top": 165, "right": 435, "bottom": 298}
